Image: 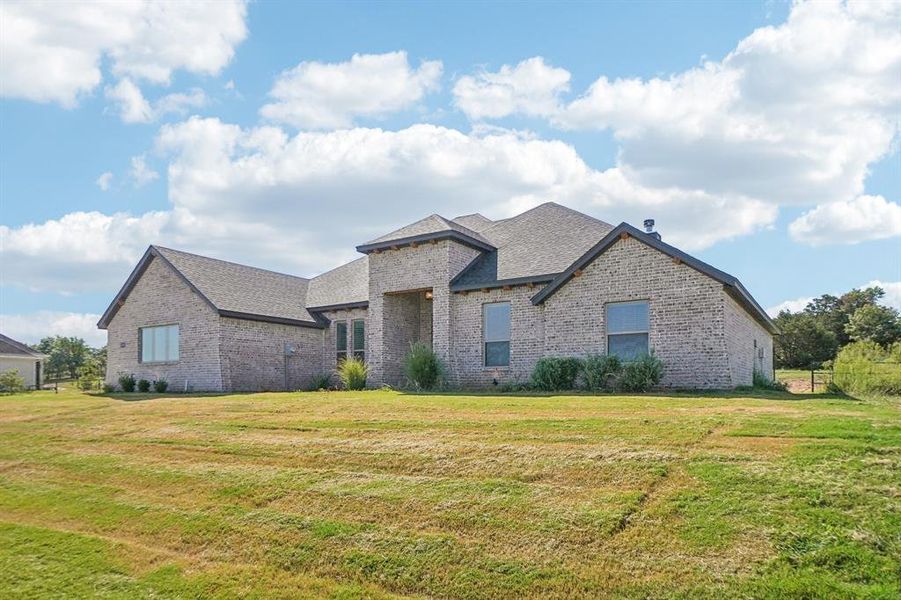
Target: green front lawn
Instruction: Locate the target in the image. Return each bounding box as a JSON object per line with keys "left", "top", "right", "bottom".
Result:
{"left": 0, "top": 388, "right": 898, "bottom": 598}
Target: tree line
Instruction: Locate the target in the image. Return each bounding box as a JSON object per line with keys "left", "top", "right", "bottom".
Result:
{"left": 774, "top": 286, "right": 901, "bottom": 369}
{"left": 30, "top": 336, "right": 106, "bottom": 382}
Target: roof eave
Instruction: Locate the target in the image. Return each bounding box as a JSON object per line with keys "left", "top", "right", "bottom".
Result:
{"left": 450, "top": 273, "right": 558, "bottom": 293}
{"left": 306, "top": 300, "right": 370, "bottom": 313}
{"left": 356, "top": 231, "right": 495, "bottom": 254}
{"left": 218, "top": 310, "right": 325, "bottom": 329}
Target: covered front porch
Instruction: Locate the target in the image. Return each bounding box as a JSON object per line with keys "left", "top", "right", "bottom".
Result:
{"left": 380, "top": 288, "right": 434, "bottom": 386}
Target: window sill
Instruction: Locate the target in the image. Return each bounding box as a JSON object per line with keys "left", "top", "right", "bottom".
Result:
{"left": 140, "top": 361, "right": 179, "bottom": 366}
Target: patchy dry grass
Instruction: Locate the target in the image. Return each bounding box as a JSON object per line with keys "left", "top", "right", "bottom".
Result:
{"left": 0, "top": 388, "right": 898, "bottom": 598}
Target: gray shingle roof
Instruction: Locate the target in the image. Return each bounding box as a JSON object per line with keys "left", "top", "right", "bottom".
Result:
{"left": 154, "top": 247, "right": 316, "bottom": 323}
{"left": 451, "top": 213, "right": 494, "bottom": 233}
{"left": 306, "top": 256, "right": 369, "bottom": 309}
{"left": 358, "top": 214, "right": 495, "bottom": 252}
{"left": 451, "top": 203, "right": 614, "bottom": 288}
{"left": 0, "top": 333, "right": 46, "bottom": 357}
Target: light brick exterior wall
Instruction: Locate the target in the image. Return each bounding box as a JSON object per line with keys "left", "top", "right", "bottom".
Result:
{"left": 105, "top": 256, "right": 223, "bottom": 391}
{"left": 218, "top": 318, "right": 323, "bottom": 391}
{"left": 106, "top": 234, "right": 772, "bottom": 392}
{"left": 367, "top": 241, "right": 481, "bottom": 386}
{"left": 448, "top": 287, "right": 544, "bottom": 388}
{"left": 106, "top": 256, "right": 329, "bottom": 392}
{"left": 723, "top": 292, "right": 774, "bottom": 386}
{"left": 542, "top": 237, "right": 732, "bottom": 388}
{"left": 320, "top": 307, "right": 369, "bottom": 377}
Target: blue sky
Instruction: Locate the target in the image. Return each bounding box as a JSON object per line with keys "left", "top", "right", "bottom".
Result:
{"left": 1, "top": 0, "right": 899, "bottom": 346}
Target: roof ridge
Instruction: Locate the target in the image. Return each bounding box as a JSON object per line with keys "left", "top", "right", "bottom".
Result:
{"left": 152, "top": 245, "right": 310, "bottom": 282}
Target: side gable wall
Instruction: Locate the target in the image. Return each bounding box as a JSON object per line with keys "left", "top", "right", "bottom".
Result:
{"left": 105, "top": 255, "right": 223, "bottom": 390}
{"left": 723, "top": 292, "right": 774, "bottom": 386}
{"left": 542, "top": 236, "right": 733, "bottom": 388}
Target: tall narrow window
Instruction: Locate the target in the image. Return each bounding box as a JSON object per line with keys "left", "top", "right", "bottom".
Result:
{"left": 352, "top": 319, "right": 365, "bottom": 360}
{"left": 483, "top": 302, "right": 511, "bottom": 367}
{"left": 139, "top": 324, "right": 179, "bottom": 363}
{"left": 607, "top": 301, "right": 649, "bottom": 360}
{"left": 336, "top": 321, "right": 348, "bottom": 364}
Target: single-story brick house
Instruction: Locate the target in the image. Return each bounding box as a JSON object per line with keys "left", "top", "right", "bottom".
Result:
{"left": 0, "top": 333, "right": 47, "bottom": 389}
{"left": 98, "top": 202, "right": 776, "bottom": 391}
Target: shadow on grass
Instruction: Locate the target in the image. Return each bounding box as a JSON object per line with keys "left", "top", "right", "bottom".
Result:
{"left": 96, "top": 392, "right": 235, "bottom": 402}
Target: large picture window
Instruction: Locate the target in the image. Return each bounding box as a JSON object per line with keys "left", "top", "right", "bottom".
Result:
{"left": 336, "top": 321, "right": 348, "bottom": 364}
{"left": 607, "top": 301, "right": 649, "bottom": 360}
{"left": 140, "top": 324, "right": 179, "bottom": 363}
{"left": 483, "top": 302, "right": 511, "bottom": 367}
{"left": 352, "top": 319, "right": 365, "bottom": 360}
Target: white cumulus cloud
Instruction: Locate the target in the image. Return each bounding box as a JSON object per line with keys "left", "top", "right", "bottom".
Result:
{"left": 0, "top": 0, "right": 247, "bottom": 106}
{"left": 788, "top": 195, "right": 901, "bottom": 245}
{"left": 105, "top": 78, "right": 207, "bottom": 124}
{"left": 0, "top": 311, "right": 107, "bottom": 347}
{"left": 260, "top": 51, "right": 443, "bottom": 129}
{"left": 453, "top": 56, "right": 571, "bottom": 120}
{"left": 1, "top": 119, "right": 776, "bottom": 295}
{"left": 554, "top": 1, "right": 901, "bottom": 210}
{"left": 0, "top": 210, "right": 170, "bottom": 293}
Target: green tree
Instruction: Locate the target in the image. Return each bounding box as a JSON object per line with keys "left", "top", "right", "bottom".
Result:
{"left": 804, "top": 287, "right": 884, "bottom": 347}
{"left": 773, "top": 311, "right": 838, "bottom": 369}
{"left": 846, "top": 304, "right": 901, "bottom": 347}
{"left": 32, "top": 336, "right": 91, "bottom": 380}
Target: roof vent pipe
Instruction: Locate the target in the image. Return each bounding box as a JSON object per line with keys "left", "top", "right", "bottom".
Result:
{"left": 643, "top": 218, "right": 662, "bottom": 240}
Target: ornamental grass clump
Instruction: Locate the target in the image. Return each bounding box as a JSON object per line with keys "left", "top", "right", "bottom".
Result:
{"left": 581, "top": 354, "right": 622, "bottom": 391}
{"left": 404, "top": 342, "right": 444, "bottom": 391}
{"left": 337, "top": 356, "right": 369, "bottom": 390}
{"left": 619, "top": 353, "right": 664, "bottom": 392}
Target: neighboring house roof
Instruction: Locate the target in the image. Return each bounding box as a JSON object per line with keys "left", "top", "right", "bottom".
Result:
{"left": 97, "top": 246, "right": 322, "bottom": 329}
{"left": 306, "top": 256, "right": 369, "bottom": 311}
{"left": 451, "top": 203, "right": 614, "bottom": 290}
{"left": 0, "top": 333, "right": 47, "bottom": 358}
{"left": 356, "top": 214, "right": 496, "bottom": 254}
{"left": 529, "top": 222, "right": 779, "bottom": 334}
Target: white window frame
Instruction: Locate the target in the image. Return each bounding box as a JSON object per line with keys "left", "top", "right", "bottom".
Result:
{"left": 606, "top": 301, "right": 650, "bottom": 361}
{"left": 139, "top": 324, "right": 179, "bottom": 363}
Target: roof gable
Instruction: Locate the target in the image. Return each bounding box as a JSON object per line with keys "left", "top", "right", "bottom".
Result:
{"left": 530, "top": 223, "right": 778, "bottom": 333}
{"left": 356, "top": 214, "right": 495, "bottom": 254}
{"left": 98, "top": 247, "right": 322, "bottom": 329}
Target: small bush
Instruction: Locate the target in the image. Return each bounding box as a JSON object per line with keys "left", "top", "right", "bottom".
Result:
{"left": 582, "top": 354, "right": 622, "bottom": 391}
{"left": 137, "top": 379, "right": 151, "bottom": 393}
{"left": 152, "top": 379, "right": 168, "bottom": 393}
{"left": 0, "top": 369, "right": 26, "bottom": 393}
{"left": 619, "top": 353, "right": 664, "bottom": 392}
{"left": 308, "top": 373, "right": 332, "bottom": 391}
{"left": 833, "top": 341, "right": 901, "bottom": 396}
{"left": 404, "top": 342, "right": 443, "bottom": 390}
{"left": 531, "top": 356, "right": 584, "bottom": 391}
{"left": 118, "top": 373, "right": 136, "bottom": 393}
{"left": 752, "top": 369, "right": 787, "bottom": 391}
{"left": 102, "top": 383, "right": 116, "bottom": 394}
{"left": 337, "top": 356, "right": 368, "bottom": 390}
